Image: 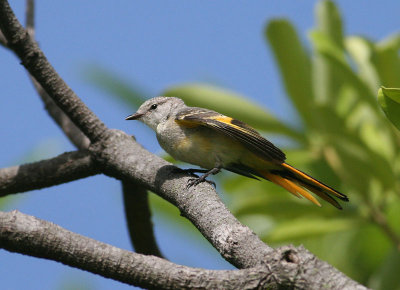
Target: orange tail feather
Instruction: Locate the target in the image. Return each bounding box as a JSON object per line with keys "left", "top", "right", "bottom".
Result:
{"left": 260, "top": 163, "right": 348, "bottom": 209}
{"left": 263, "top": 172, "right": 322, "bottom": 207}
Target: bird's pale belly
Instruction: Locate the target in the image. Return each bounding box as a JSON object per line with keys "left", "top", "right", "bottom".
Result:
{"left": 157, "top": 124, "right": 245, "bottom": 169}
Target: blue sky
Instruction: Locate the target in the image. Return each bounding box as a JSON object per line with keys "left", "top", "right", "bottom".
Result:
{"left": 1, "top": 1, "right": 399, "bottom": 289}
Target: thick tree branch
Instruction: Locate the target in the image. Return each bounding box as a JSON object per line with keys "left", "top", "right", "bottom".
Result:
{"left": 0, "top": 0, "right": 107, "bottom": 142}
{"left": 122, "top": 181, "right": 164, "bottom": 258}
{"left": 0, "top": 210, "right": 276, "bottom": 289}
{"left": 0, "top": 150, "right": 99, "bottom": 196}
{"left": 0, "top": 210, "right": 366, "bottom": 289}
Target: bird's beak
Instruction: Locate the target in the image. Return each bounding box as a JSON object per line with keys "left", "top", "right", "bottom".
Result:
{"left": 125, "top": 112, "right": 144, "bottom": 120}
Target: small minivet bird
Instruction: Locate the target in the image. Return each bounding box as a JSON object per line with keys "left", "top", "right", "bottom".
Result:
{"left": 126, "top": 96, "right": 349, "bottom": 209}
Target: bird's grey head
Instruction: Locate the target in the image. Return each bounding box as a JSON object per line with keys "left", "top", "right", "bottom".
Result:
{"left": 125, "top": 96, "right": 186, "bottom": 130}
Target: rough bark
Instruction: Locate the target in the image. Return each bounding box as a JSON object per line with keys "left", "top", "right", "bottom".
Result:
{"left": 0, "top": 150, "right": 99, "bottom": 196}
{"left": 122, "top": 181, "right": 164, "bottom": 258}
{"left": 0, "top": 210, "right": 366, "bottom": 290}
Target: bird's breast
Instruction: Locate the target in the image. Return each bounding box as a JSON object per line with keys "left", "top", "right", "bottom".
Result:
{"left": 156, "top": 120, "right": 242, "bottom": 169}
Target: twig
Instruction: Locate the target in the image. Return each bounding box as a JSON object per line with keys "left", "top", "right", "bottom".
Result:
{"left": 32, "top": 78, "right": 91, "bottom": 148}
{"left": 122, "top": 181, "right": 164, "bottom": 258}
{"left": 368, "top": 201, "right": 400, "bottom": 250}
{"left": 0, "top": 28, "right": 6, "bottom": 46}
{"left": 0, "top": 0, "right": 107, "bottom": 142}
{"left": 25, "top": 0, "right": 34, "bottom": 38}
{"left": 22, "top": 0, "right": 90, "bottom": 149}
{"left": 0, "top": 150, "right": 99, "bottom": 196}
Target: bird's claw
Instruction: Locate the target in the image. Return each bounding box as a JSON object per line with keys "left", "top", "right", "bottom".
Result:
{"left": 172, "top": 167, "right": 218, "bottom": 188}
{"left": 186, "top": 177, "right": 216, "bottom": 189}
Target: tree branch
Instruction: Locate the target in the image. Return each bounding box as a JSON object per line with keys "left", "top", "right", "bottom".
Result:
{"left": 25, "top": 0, "right": 34, "bottom": 38}
{"left": 368, "top": 201, "right": 400, "bottom": 250}
{"left": 122, "top": 181, "right": 164, "bottom": 258}
{"left": 33, "top": 77, "right": 91, "bottom": 148}
{"left": 0, "top": 150, "right": 99, "bottom": 196}
{"left": 0, "top": 210, "right": 278, "bottom": 289}
{"left": 24, "top": 0, "right": 91, "bottom": 149}
{"left": 0, "top": 27, "right": 6, "bottom": 46}
{"left": 0, "top": 0, "right": 107, "bottom": 142}
{"left": 0, "top": 210, "right": 367, "bottom": 289}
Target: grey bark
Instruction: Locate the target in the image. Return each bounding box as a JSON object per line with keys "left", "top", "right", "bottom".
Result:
{"left": 122, "top": 181, "right": 164, "bottom": 258}
{"left": 0, "top": 210, "right": 365, "bottom": 290}
{"left": 0, "top": 150, "right": 99, "bottom": 196}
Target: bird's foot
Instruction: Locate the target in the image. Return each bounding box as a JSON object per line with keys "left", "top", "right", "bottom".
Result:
{"left": 187, "top": 177, "right": 216, "bottom": 188}
{"left": 185, "top": 167, "right": 221, "bottom": 189}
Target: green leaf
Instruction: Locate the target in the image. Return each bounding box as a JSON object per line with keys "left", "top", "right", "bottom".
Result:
{"left": 326, "top": 138, "right": 396, "bottom": 192}
{"left": 369, "top": 248, "right": 400, "bottom": 290}
{"left": 265, "top": 19, "right": 315, "bottom": 127}
{"left": 311, "top": 31, "right": 344, "bottom": 105}
{"left": 310, "top": 31, "right": 376, "bottom": 106}
{"left": 266, "top": 217, "right": 360, "bottom": 242}
{"left": 83, "top": 64, "right": 147, "bottom": 108}
{"left": 346, "top": 37, "right": 380, "bottom": 92}
{"left": 315, "top": 0, "right": 344, "bottom": 49}
{"left": 379, "top": 87, "right": 400, "bottom": 103}
{"left": 310, "top": 30, "right": 344, "bottom": 105}
{"left": 348, "top": 225, "right": 392, "bottom": 284}
{"left": 149, "top": 192, "right": 199, "bottom": 235}
{"left": 374, "top": 35, "right": 400, "bottom": 87}
{"left": 163, "top": 83, "right": 304, "bottom": 142}
{"left": 160, "top": 153, "right": 180, "bottom": 164}
{"left": 378, "top": 87, "right": 400, "bottom": 131}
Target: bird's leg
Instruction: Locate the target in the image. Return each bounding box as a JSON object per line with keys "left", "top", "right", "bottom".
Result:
{"left": 171, "top": 167, "right": 209, "bottom": 177}
{"left": 187, "top": 167, "right": 221, "bottom": 188}
{"left": 182, "top": 168, "right": 210, "bottom": 175}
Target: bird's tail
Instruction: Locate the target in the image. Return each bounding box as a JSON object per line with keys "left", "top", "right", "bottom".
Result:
{"left": 260, "top": 163, "right": 349, "bottom": 209}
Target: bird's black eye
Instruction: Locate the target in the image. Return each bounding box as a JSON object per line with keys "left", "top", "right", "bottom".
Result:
{"left": 150, "top": 104, "right": 158, "bottom": 110}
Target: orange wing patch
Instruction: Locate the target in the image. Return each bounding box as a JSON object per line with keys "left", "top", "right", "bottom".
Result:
{"left": 209, "top": 115, "right": 234, "bottom": 123}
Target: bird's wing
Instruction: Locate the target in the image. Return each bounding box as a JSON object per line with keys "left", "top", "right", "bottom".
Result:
{"left": 175, "top": 107, "right": 286, "bottom": 162}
